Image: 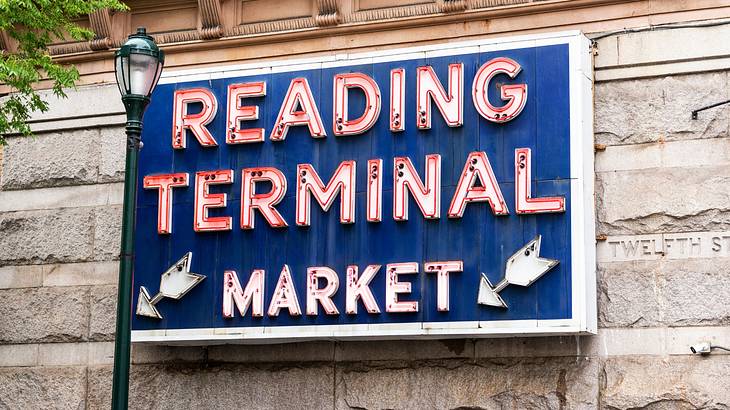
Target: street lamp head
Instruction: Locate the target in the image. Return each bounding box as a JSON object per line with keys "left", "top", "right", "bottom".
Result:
{"left": 115, "top": 27, "right": 165, "bottom": 100}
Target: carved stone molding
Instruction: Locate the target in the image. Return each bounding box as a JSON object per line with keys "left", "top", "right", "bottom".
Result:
{"left": 344, "top": 3, "right": 439, "bottom": 24}
{"left": 316, "top": 0, "right": 340, "bottom": 27}
{"left": 198, "top": 0, "right": 223, "bottom": 39}
{"left": 229, "top": 17, "right": 316, "bottom": 37}
{"left": 152, "top": 30, "right": 201, "bottom": 45}
{"left": 472, "top": 0, "right": 536, "bottom": 8}
{"left": 89, "top": 9, "right": 114, "bottom": 50}
{"left": 49, "top": 42, "right": 91, "bottom": 56}
{"left": 440, "top": 0, "right": 468, "bottom": 13}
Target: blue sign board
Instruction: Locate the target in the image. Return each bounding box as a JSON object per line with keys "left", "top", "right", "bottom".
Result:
{"left": 131, "top": 31, "right": 596, "bottom": 343}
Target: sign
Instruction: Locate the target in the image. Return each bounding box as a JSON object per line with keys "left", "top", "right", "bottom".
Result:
{"left": 131, "top": 31, "right": 596, "bottom": 343}
{"left": 598, "top": 231, "right": 730, "bottom": 262}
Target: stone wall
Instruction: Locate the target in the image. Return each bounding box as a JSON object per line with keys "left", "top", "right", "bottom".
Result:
{"left": 2, "top": 33, "right": 730, "bottom": 410}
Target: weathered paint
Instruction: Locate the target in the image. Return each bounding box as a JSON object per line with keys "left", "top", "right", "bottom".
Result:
{"left": 131, "top": 31, "right": 595, "bottom": 343}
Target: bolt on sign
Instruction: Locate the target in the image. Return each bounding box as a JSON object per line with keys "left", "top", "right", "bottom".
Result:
{"left": 132, "top": 31, "right": 596, "bottom": 343}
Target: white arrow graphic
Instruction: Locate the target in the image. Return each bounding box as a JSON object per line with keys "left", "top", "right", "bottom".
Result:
{"left": 136, "top": 252, "right": 205, "bottom": 319}
{"left": 478, "top": 235, "right": 558, "bottom": 308}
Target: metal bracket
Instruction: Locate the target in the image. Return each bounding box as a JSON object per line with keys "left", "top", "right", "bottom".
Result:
{"left": 691, "top": 99, "right": 730, "bottom": 120}
{"left": 126, "top": 133, "right": 142, "bottom": 150}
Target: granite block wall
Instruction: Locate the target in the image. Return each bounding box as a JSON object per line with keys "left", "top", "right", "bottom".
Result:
{"left": 1, "top": 53, "right": 729, "bottom": 410}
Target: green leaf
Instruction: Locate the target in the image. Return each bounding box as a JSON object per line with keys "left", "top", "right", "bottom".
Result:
{"left": 0, "top": 0, "right": 129, "bottom": 145}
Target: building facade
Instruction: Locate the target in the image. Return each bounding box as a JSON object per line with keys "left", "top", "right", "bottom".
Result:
{"left": 2, "top": 0, "right": 730, "bottom": 408}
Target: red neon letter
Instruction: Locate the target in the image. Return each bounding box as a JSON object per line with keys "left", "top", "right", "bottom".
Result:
{"left": 515, "top": 148, "right": 565, "bottom": 214}
{"left": 222, "top": 269, "right": 265, "bottom": 318}
{"left": 172, "top": 88, "right": 218, "bottom": 149}
{"left": 296, "top": 161, "right": 356, "bottom": 226}
{"left": 366, "top": 159, "right": 383, "bottom": 222}
{"left": 424, "top": 261, "right": 462, "bottom": 312}
{"left": 448, "top": 152, "right": 509, "bottom": 217}
{"left": 333, "top": 73, "right": 381, "bottom": 136}
{"left": 143, "top": 173, "right": 189, "bottom": 234}
{"left": 270, "top": 78, "right": 326, "bottom": 140}
{"left": 390, "top": 68, "right": 405, "bottom": 132}
{"left": 194, "top": 170, "right": 233, "bottom": 232}
{"left": 473, "top": 57, "right": 527, "bottom": 123}
{"left": 241, "top": 167, "right": 288, "bottom": 229}
{"left": 306, "top": 267, "right": 340, "bottom": 315}
{"left": 385, "top": 262, "right": 419, "bottom": 313}
{"left": 346, "top": 265, "right": 381, "bottom": 314}
{"left": 268, "top": 265, "right": 302, "bottom": 317}
{"left": 227, "top": 81, "right": 266, "bottom": 144}
{"left": 416, "top": 64, "right": 463, "bottom": 129}
{"left": 393, "top": 155, "right": 441, "bottom": 221}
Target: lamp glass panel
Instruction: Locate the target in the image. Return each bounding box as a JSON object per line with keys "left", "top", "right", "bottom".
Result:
{"left": 115, "top": 55, "right": 130, "bottom": 95}
{"left": 151, "top": 61, "right": 163, "bottom": 94}
{"left": 129, "top": 53, "right": 157, "bottom": 96}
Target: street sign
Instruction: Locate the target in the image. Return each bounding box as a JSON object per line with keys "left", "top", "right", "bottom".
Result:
{"left": 131, "top": 31, "right": 596, "bottom": 343}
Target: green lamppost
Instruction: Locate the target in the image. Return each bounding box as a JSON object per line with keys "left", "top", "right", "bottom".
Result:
{"left": 111, "top": 27, "right": 164, "bottom": 410}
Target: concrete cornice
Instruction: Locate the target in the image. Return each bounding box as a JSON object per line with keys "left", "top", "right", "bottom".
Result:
{"left": 38, "top": 0, "right": 727, "bottom": 88}
{"left": 55, "top": 0, "right": 634, "bottom": 65}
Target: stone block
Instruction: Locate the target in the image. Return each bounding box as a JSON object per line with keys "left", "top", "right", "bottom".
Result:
{"left": 598, "top": 261, "right": 662, "bottom": 328}
{"left": 1, "top": 129, "right": 100, "bottom": 190}
{"left": 32, "top": 342, "right": 113, "bottom": 366}
{"left": 37, "top": 342, "right": 89, "bottom": 366}
{"left": 665, "top": 326, "right": 730, "bottom": 356}
{"left": 594, "top": 24, "right": 730, "bottom": 81}
{"left": 43, "top": 261, "right": 118, "bottom": 287}
{"left": 662, "top": 258, "right": 730, "bottom": 326}
{"left": 595, "top": 72, "right": 730, "bottom": 146}
{"left": 0, "top": 144, "right": 4, "bottom": 184}
{"left": 597, "top": 232, "right": 730, "bottom": 263}
{"left": 86, "top": 366, "right": 113, "bottom": 409}
{"left": 0, "top": 286, "right": 89, "bottom": 343}
{"left": 0, "top": 344, "right": 39, "bottom": 367}
{"left": 602, "top": 356, "right": 730, "bottom": 409}
{"left": 595, "top": 137, "right": 730, "bottom": 173}
{"left": 0, "top": 264, "right": 43, "bottom": 289}
{"left": 0, "top": 208, "right": 95, "bottom": 266}
{"left": 87, "top": 363, "right": 335, "bottom": 409}
{"left": 93, "top": 205, "right": 121, "bottom": 261}
{"left": 0, "top": 182, "right": 123, "bottom": 213}
{"left": 132, "top": 345, "right": 206, "bottom": 364}
{"left": 335, "top": 357, "right": 599, "bottom": 409}
{"left": 475, "top": 336, "right": 581, "bottom": 358}
{"left": 88, "top": 341, "right": 115, "bottom": 365}
{"left": 582, "top": 328, "right": 668, "bottom": 357}
{"left": 0, "top": 366, "right": 86, "bottom": 410}
{"left": 598, "top": 258, "right": 730, "bottom": 328}
{"left": 1, "top": 124, "right": 127, "bottom": 190}
{"left": 89, "top": 285, "right": 117, "bottom": 341}
{"left": 28, "top": 84, "right": 123, "bottom": 123}
{"left": 596, "top": 165, "right": 730, "bottom": 235}
{"left": 580, "top": 326, "right": 730, "bottom": 358}
{"left": 98, "top": 126, "right": 126, "bottom": 183}
{"left": 208, "top": 341, "right": 334, "bottom": 363}
{"left": 336, "top": 339, "right": 472, "bottom": 362}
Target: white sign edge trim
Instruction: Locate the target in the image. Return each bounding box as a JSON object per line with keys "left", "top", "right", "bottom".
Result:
{"left": 568, "top": 33, "right": 597, "bottom": 335}
{"left": 132, "top": 318, "right": 587, "bottom": 344}
{"left": 136, "top": 31, "right": 597, "bottom": 343}
{"left": 157, "top": 29, "right": 585, "bottom": 84}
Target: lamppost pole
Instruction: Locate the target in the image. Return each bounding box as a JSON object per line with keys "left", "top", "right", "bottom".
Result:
{"left": 111, "top": 27, "right": 164, "bottom": 410}
{"left": 111, "top": 96, "right": 146, "bottom": 410}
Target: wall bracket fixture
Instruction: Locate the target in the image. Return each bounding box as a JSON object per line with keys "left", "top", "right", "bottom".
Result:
{"left": 691, "top": 99, "right": 730, "bottom": 119}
